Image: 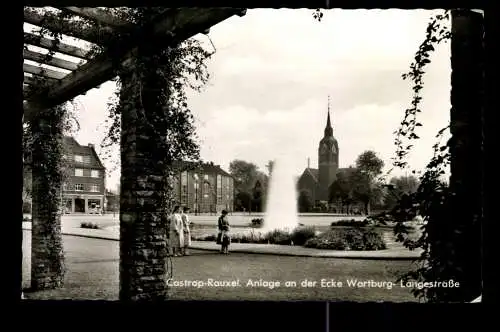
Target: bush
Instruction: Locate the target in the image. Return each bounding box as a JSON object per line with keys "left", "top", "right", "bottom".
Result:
{"left": 290, "top": 226, "right": 316, "bottom": 245}
{"left": 265, "top": 229, "right": 292, "bottom": 245}
{"left": 331, "top": 219, "right": 369, "bottom": 227}
{"left": 251, "top": 218, "right": 264, "bottom": 228}
{"left": 366, "top": 212, "right": 394, "bottom": 225}
{"left": 22, "top": 202, "right": 32, "bottom": 214}
{"left": 304, "top": 228, "right": 386, "bottom": 251}
{"left": 81, "top": 222, "right": 100, "bottom": 229}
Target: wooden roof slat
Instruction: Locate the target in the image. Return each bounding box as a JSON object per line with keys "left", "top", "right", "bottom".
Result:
{"left": 61, "top": 7, "right": 131, "bottom": 28}
{"left": 24, "top": 74, "right": 57, "bottom": 85}
{"left": 24, "top": 7, "right": 113, "bottom": 45}
{"left": 24, "top": 32, "right": 91, "bottom": 60}
{"left": 24, "top": 49, "right": 80, "bottom": 71}
{"left": 24, "top": 8, "right": 247, "bottom": 122}
{"left": 23, "top": 63, "right": 67, "bottom": 80}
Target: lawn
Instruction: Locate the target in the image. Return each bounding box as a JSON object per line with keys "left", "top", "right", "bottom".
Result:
{"left": 23, "top": 231, "right": 419, "bottom": 302}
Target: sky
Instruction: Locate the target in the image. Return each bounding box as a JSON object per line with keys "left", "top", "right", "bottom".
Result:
{"left": 25, "top": 9, "right": 452, "bottom": 191}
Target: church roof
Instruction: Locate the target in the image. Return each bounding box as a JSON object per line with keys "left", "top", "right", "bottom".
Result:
{"left": 304, "top": 168, "right": 318, "bottom": 181}
{"left": 299, "top": 167, "right": 357, "bottom": 183}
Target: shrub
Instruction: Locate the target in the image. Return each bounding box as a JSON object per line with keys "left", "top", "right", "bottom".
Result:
{"left": 81, "top": 222, "right": 100, "bottom": 229}
{"left": 290, "top": 226, "right": 316, "bottom": 245}
{"left": 251, "top": 218, "right": 264, "bottom": 228}
{"left": 22, "top": 202, "right": 32, "bottom": 214}
{"left": 331, "top": 219, "right": 369, "bottom": 227}
{"left": 366, "top": 212, "right": 394, "bottom": 225}
{"left": 265, "top": 229, "right": 292, "bottom": 245}
{"left": 304, "top": 227, "right": 386, "bottom": 251}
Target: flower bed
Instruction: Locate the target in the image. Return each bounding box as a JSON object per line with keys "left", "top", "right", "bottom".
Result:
{"left": 192, "top": 225, "right": 387, "bottom": 251}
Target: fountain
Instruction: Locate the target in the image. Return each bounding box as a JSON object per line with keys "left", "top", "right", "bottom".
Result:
{"left": 262, "top": 155, "right": 300, "bottom": 233}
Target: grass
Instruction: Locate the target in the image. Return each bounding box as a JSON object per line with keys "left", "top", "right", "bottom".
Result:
{"left": 22, "top": 230, "right": 417, "bottom": 301}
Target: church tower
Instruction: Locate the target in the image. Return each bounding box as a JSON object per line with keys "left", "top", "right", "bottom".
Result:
{"left": 317, "top": 96, "right": 339, "bottom": 201}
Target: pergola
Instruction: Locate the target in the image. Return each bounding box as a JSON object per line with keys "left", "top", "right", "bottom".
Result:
{"left": 22, "top": 7, "right": 486, "bottom": 302}
{"left": 23, "top": 6, "right": 246, "bottom": 301}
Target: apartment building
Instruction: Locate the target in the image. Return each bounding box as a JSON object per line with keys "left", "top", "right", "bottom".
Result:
{"left": 171, "top": 161, "right": 234, "bottom": 214}
{"left": 61, "top": 136, "right": 106, "bottom": 214}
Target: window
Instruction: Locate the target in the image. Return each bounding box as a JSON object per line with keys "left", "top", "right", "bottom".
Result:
{"left": 74, "top": 168, "right": 83, "bottom": 176}
{"left": 83, "top": 155, "right": 91, "bottom": 164}
{"left": 217, "top": 174, "right": 222, "bottom": 201}
{"left": 181, "top": 171, "right": 188, "bottom": 204}
{"left": 74, "top": 155, "right": 83, "bottom": 163}
{"left": 203, "top": 183, "right": 209, "bottom": 199}
{"left": 91, "top": 170, "right": 99, "bottom": 178}
{"left": 62, "top": 183, "right": 67, "bottom": 191}
{"left": 204, "top": 174, "right": 208, "bottom": 180}
{"left": 90, "top": 184, "right": 99, "bottom": 192}
{"left": 74, "top": 184, "right": 84, "bottom": 191}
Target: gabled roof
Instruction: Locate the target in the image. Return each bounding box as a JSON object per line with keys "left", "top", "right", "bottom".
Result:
{"left": 299, "top": 167, "right": 358, "bottom": 183}
{"left": 62, "top": 136, "right": 105, "bottom": 170}
{"left": 300, "top": 168, "right": 319, "bottom": 182}
{"left": 172, "top": 160, "right": 233, "bottom": 178}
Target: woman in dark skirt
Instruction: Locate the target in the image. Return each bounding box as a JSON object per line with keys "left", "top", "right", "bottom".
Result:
{"left": 217, "top": 210, "right": 231, "bottom": 254}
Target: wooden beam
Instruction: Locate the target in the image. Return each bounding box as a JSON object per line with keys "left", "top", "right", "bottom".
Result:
{"left": 23, "top": 63, "right": 67, "bottom": 80}
{"left": 24, "top": 74, "right": 57, "bottom": 85}
{"left": 24, "top": 49, "right": 81, "bottom": 71}
{"left": 23, "top": 8, "right": 247, "bottom": 122}
{"left": 24, "top": 32, "right": 92, "bottom": 60}
{"left": 61, "top": 7, "right": 131, "bottom": 28}
{"left": 24, "top": 7, "right": 114, "bottom": 45}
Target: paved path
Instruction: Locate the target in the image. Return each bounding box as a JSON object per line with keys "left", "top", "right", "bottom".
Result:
{"left": 22, "top": 222, "right": 422, "bottom": 259}
{"left": 22, "top": 230, "right": 417, "bottom": 301}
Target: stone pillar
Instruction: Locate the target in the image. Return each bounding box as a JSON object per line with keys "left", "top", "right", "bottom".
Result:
{"left": 30, "top": 115, "right": 65, "bottom": 290}
{"left": 71, "top": 198, "right": 75, "bottom": 213}
{"left": 119, "top": 69, "right": 169, "bottom": 301}
{"left": 448, "top": 9, "right": 484, "bottom": 301}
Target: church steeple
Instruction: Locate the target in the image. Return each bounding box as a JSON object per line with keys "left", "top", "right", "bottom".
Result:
{"left": 324, "top": 95, "right": 333, "bottom": 137}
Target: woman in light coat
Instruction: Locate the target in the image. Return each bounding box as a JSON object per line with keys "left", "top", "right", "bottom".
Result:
{"left": 181, "top": 207, "right": 192, "bottom": 256}
{"left": 169, "top": 206, "right": 184, "bottom": 257}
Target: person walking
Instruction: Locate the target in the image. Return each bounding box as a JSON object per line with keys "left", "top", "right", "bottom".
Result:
{"left": 217, "top": 210, "right": 231, "bottom": 255}
{"left": 181, "top": 207, "right": 192, "bottom": 256}
{"left": 169, "top": 206, "right": 184, "bottom": 257}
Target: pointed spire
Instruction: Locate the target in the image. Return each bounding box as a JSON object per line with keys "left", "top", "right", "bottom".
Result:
{"left": 324, "top": 95, "right": 333, "bottom": 137}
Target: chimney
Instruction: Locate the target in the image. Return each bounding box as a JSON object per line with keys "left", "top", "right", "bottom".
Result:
{"left": 307, "top": 157, "right": 310, "bottom": 169}
{"left": 88, "top": 143, "right": 95, "bottom": 149}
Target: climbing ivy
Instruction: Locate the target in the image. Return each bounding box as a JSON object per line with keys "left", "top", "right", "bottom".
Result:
{"left": 389, "top": 10, "right": 473, "bottom": 303}
{"left": 24, "top": 8, "right": 81, "bottom": 214}
{"left": 311, "top": 9, "right": 463, "bottom": 301}
{"left": 96, "top": 8, "right": 211, "bottom": 211}
{"left": 24, "top": 8, "right": 211, "bottom": 215}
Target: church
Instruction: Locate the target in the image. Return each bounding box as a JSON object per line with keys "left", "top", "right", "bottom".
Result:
{"left": 297, "top": 100, "right": 354, "bottom": 208}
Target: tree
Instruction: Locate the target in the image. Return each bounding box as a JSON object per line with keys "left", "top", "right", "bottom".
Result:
{"left": 229, "top": 160, "right": 259, "bottom": 192}
{"left": 265, "top": 160, "right": 274, "bottom": 177}
{"left": 252, "top": 180, "right": 264, "bottom": 212}
{"left": 352, "top": 151, "right": 385, "bottom": 215}
{"left": 229, "top": 160, "right": 261, "bottom": 211}
{"left": 329, "top": 168, "right": 356, "bottom": 213}
{"left": 298, "top": 190, "right": 313, "bottom": 212}
{"left": 23, "top": 167, "right": 32, "bottom": 213}
{"left": 356, "top": 150, "right": 384, "bottom": 178}
{"left": 384, "top": 175, "right": 420, "bottom": 209}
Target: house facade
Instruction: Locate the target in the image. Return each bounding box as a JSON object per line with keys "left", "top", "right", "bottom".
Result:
{"left": 61, "top": 136, "right": 106, "bottom": 214}
{"left": 171, "top": 161, "right": 234, "bottom": 214}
